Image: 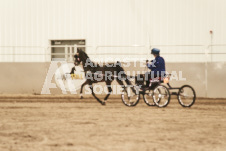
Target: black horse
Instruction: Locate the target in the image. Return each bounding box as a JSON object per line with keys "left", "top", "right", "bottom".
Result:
{"left": 71, "top": 48, "right": 134, "bottom": 105}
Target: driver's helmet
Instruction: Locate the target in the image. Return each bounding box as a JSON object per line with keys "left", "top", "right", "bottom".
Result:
{"left": 151, "top": 48, "right": 160, "bottom": 55}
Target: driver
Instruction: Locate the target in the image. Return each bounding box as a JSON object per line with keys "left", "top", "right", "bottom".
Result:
{"left": 145, "top": 48, "right": 166, "bottom": 88}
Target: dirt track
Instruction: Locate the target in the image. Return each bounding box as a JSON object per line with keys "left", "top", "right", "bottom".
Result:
{"left": 0, "top": 97, "right": 226, "bottom": 151}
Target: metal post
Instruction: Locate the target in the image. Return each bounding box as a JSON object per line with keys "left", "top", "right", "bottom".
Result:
{"left": 65, "top": 45, "right": 68, "bottom": 61}
{"left": 69, "top": 46, "right": 73, "bottom": 62}
{"left": 204, "top": 46, "right": 208, "bottom": 98}
{"left": 210, "top": 33, "right": 213, "bottom": 62}
{"left": 13, "top": 46, "right": 15, "bottom": 62}
{"left": 45, "top": 47, "right": 49, "bottom": 62}
{"left": 74, "top": 44, "right": 77, "bottom": 54}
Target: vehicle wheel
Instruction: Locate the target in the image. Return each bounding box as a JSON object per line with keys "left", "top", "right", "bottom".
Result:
{"left": 153, "top": 85, "right": 171, "bottom": 107}
{"left": 121, "top": 85, "right": 140, "bottom": 107}
{"left": 178, "top": 85, "right": 196, "bottom": 107}
{"left": 143, "top": 89, "right": 156, "bottom": 106}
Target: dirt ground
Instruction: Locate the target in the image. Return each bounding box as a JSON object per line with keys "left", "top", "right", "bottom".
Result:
{"left": 0, "top": 96, "right": 225, "bottom": 151}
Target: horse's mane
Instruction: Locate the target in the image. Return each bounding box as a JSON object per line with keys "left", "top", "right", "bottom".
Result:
{"left": 78, "top": 49, "right": 89, "bottom": 58}
{"left": 78, "top": 48, "right": 121, "bottom": 68}
{"left": 78, "top": 48, "right": 99, "bottom": 68}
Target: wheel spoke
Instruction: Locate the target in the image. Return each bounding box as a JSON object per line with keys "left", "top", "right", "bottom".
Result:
{"left": 153, "top": 85, "right": 170, "bottom": 107}
{"left": 121, "top": 86, "right": 140, "bottom": 107}
{"left": 143, "top": 90, "right": 156, "bottom": 106}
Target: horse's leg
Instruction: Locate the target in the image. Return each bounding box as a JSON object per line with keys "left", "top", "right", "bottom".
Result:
{"left": 119, "top": 71, "right": 136, "bottom": 94}
{"left": 115, "top": 64, "right": 135, "bottom": 93}
{"left": 117, "top": 78, "right": 136, "bottom": 96}
{"left": 70, "top": 67, "right": 75, "bottom": 74}
{"left": 116, "top": 78, "right": 130, "bottom": 97}
{"left": 80, "top": 80, "right": 89, "bottom": 99}
{"left": 103, "top": 81, "right": 112, "bottom": 102}
{"left": 116, "top": 79, "right": 125, "bottom": 91}
{"left": 116, "top": 78, "right": 134, "bottom": 103}
{"left": 89, "top": 83, "right": 104, "bottom": 105}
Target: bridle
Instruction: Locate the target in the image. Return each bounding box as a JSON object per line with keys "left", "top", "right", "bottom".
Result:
{"left": 74, "top": 53, "right": 81, "bottom": 65}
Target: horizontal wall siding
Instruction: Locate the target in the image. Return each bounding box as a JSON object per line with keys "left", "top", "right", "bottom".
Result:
{"left": 1, "top": 62, "right": 226, "bottom": 98}
{"left": 0, "top": 0, "right": 226, "bottom": 62}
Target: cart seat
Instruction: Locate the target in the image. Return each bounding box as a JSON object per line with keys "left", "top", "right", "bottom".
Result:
{"left": 150, "top": 76, "right": 169, "bottom": 84}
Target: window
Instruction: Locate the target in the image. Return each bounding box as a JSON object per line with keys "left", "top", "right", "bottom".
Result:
{"left": 50, "top": 39, "right": 86, "bottom": 62}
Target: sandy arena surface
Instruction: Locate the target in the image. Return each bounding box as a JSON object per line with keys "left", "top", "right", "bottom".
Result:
{"left": 0, "top": 97, "right": 225, "bottom": 151}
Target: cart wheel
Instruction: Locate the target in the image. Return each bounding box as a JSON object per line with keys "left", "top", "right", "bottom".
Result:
{"left": 153, "top": 85, "right": 171, "bottom": 107}
{"left": 143, "top": 89, "right": 156, "bottom": 106}
{"left": 178, "top": 85, "right": 196, "bottom": 107}
{"left": 121, "top": 85, "right": 140, "bottom": 107}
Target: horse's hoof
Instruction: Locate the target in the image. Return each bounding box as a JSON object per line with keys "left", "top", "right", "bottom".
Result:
{"left": 80, "top": 94, "right": 83, "bottom": 99}
{"left": 101, "top": 101, "right": 106, "bottom": 105}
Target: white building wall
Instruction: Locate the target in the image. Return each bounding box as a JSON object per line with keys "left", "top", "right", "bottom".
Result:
{"left": 0, "top": 0, "right": 226, "bottom": 62}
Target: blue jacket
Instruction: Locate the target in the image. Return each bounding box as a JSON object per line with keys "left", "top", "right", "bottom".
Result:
{"left": 147, "top": 56, "right": 165, "bottom": 76}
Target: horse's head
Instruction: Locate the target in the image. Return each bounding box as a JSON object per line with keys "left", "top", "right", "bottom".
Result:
{"left": 73, "top": 54, "right": 81, "bottom": 65}
{"left": 73, "top": 48, "right": 82, "bottom": 65}
{"left": 74, "top": 48, "right": 89, "bottom": 65}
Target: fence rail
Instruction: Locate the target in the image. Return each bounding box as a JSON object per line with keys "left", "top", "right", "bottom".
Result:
{"left": 0, "top": 44, "right": 226, "bottom": 62}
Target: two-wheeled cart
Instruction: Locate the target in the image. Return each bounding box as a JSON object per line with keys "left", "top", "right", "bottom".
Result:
{"left": 121, "top": 74, "right": 196, "bottom": 107}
